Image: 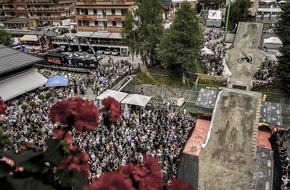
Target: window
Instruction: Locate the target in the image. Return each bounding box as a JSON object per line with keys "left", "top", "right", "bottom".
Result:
{"left": 112, "top": 9, "right": 115, "bottom": 15}
{"left": 94, "top": 9, "right": 97, "bottom": 14}
{"left": 122, "top": 21, "right": 125, "bottom": 27}
{"left": 16, "top": 5, "right": 24, "bottom": 10}
{"left": 95, "top": 21, "right": 98, "bottom": 26}
{"left": 121, "top": 9, "right": 128, "bottom": 15}
{"left": 112, "top": 21, "right": 116, "bottom": 26}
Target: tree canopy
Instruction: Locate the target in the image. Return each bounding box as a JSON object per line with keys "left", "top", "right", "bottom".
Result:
{"left": 122, "top": 0, "right": 164, "bottom": 66}
{"left": 275, "top": 1, "right": 290, "bottom": 93}
{"left": 158, "top": 2, "right": 203, "bottom": 74}
{"left": 0, "top": 28, "right": 12, "bottom": 45}
{"left": 227, "top": 0, "right": 251, "bottom": 31}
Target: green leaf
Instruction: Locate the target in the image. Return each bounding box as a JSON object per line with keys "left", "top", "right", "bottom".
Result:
{"left": 44, "top": 138, "right": 66, "bottom": 165}
{"left": 0, "top": 150, "right": 41, "bottom": 164}
{"left": 58, "top": 169, "right": 89, "bottom": 189}
{"left": 7, "top": 177, "right": 56, "bottom": 190}
{"left": 0, "top": 161, "right": 12, "bottom": 177}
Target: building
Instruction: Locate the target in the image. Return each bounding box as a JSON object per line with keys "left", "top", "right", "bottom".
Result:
{"left": 75, "top": 0, "right": 134, "bottom": 33}
{"left": 0, "top": 0, "right": 75, "bottom": 27}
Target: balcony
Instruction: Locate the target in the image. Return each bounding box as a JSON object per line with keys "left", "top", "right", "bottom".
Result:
{"left": 77, "top": 25, "right": 98, "bottom": 31}
{"left": 26, "top": 0, "right": 55, "bottom": 5}
{"left": 27, "top": 8, "right": 59, "bottom": 12}
{"left": 76, "top": 14, "right": 98, "bottom": 20}
{"left": 2, "top": 8, "right": 14, "bottom": 11}
{"left": 106, "top": 15, "right": 125, "bottom": 21}
{"left": 76, "top": 0, "right": 135, "bottom": 6}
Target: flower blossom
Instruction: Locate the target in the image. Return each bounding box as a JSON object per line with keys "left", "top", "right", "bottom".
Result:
{"left": 58, "top": 150, "right": 90, "bottom": 178}
{"left": 49, "top": 98, "right": 99, "bottom": 131}
{"left": 100, "top": 97, "right": 123, "bottom": 122}
{"left": 0, "top": 97, "right": 7, "bottom": 114}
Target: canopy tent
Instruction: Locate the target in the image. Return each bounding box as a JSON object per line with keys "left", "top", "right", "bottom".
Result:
{"left": 20, "top": 35, "right": 38, "bottom": 42}
{"left": 45, "top": 75, "right": 69, "bottom": 87}
{"left": 201, "top": 47, "right": 214, "bottom": 56}
{"left": 264, "top": 37, "right": 282, "bottom": 45}
{"left": 121, "top": 94, "right": 151, "bottom": 107}
{"left": 97, "top": 89, "right": 128, "bottom": 102}
{"left": 0, "top": 69, "right": 47, "bottom": 101}
{"left": 263, "top": 37, "right": 283, "bottom": 49}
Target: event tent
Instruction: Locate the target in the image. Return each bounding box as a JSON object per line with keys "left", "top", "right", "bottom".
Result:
{"left": 97, "top": 89, "right": 128, "bottom": 103}
{"left": 263, "top": 37, "right": 283, "bottom": 49}
{"left": 45, "top": 76, "right": 69, "bottom": 87}
{"left": 121, "top": 94, "right": 151, "bottom": 107}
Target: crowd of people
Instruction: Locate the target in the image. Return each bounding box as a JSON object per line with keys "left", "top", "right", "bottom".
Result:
{"left": 252, "top": 57, "right": 276, "bottom": 89}
{"left": 274, "top": 129, "right": 290, "bottom": 190}
{"left": 200, "top": 28, "right": 226, "bottom": 76}
{"left": 0, "top": 58, "right": 195, "bottom": 184}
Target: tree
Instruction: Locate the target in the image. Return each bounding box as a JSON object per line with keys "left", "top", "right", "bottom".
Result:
{"left": 0, "top": 28, "right": 12, "bottom": 45}
{"left": 227, "top": 0, "right": 251, "bottom": 31}
{"left": 275, "top": 1, "right": 290, "bottom": 93}
{"left": 122, "top": 0, "right": 164, "bottom": 66}
{"left": 158, "top": 2, "right": 203, "bottom": 75}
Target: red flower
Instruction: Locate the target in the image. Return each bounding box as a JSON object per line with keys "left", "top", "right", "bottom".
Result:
{"left": 116, "top": 157, "right": 163, "bottom": 190}
{"left": 53, "top": 127, "right": 73, "bottom": 144}
{"left": 58, "top": 150, "right": 90, "bottom": 178}
{"left": 49, "top": 98, "right": 99, "bottom": 131}
{"left": 100, "top": 97, "right": 123, "bottom": 122}
{"left": 0, "top": 97, "right": 7, "bottom": 114}
{"left": 83, "top": 172, "right": 136, "bottom": 190}
{"left": 168, "top": 178, "right": 194, "bottom": 190}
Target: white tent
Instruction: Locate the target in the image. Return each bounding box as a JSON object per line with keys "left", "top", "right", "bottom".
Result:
{"left": 263, "top": 37, "right": 283, "bottom": 49}
{"left": 201, "top": 47, "right": 214, "bottom": 56}
{"left": 121, "top": 94, "right": 151, "bottom": 107}
{"left": 264, "top": 37, "right": 282, "bottom": 45}
{"left": 97, "top": 89, "right": 128, "bottom": 103}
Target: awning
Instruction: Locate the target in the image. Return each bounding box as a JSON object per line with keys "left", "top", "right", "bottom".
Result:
{"left": 90, "top": 32, "right": 111, "bottom": 38}
{"left": 264, "top": 37, "right": 282, "bottom": 45}
{"left": 97, "top": 89, "right": 128, "bottom": 102}
{"left": 20, "top": 35, "right": 38, "bottom": 42}
{"left": 0, "top": 69, "right": 47, "bottom": 101}
{"left": 45, "top": 75, "right": 69, "bottom": 87}
{"left": 75, "top": 31, "right": 94, "bottom": 38}
{"left": 108, "top": 33, "right": 122, "bottom": 39}
{"left": 121, "top": 94, "right": 151, "bottom": 107}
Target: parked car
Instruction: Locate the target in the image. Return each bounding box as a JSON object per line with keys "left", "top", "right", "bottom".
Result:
{"left": 104, "top": 49, "right": 111, "bottom": 55}
{"left": 97, "top": 50, "right": 104, "bottom": 55}
{"left": 111, "top": 50, "right": 120, "bottom": 56}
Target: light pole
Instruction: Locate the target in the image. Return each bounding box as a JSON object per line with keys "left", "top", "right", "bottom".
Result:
{"left": 224, "top": 0, "right": 231, "bottom": 42}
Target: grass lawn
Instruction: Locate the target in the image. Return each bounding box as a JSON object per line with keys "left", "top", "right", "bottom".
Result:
{"left": 195, "top": 78, "right": 227, "bottom": 91}
{"left": 132, "top": 72, "right": 194, "bottom": 89}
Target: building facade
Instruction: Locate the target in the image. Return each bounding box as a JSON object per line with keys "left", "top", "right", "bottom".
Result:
{"left": 0, "top": 0, "right": 75, "bottom": 27}
{"left": 75, "top": 0, "right": 135, "bottom": 33}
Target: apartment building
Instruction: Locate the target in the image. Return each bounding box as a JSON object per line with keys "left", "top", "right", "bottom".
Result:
{"left": 0, "top": 0, "right": 75, "bottom": 27}
{"left": 75, "top": 0, "right": 135, "bottom": 33}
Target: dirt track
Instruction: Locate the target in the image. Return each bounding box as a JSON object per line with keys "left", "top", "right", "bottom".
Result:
{"left": 198, "top": 88, "right": 261, "bottom": 190}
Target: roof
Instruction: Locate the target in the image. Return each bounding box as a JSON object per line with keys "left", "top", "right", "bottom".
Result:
{"left": 90, "top": 32, "right": 111, "bottom": 38}
{"left": 97, "top": 89, "right": 128, "bottom": 103}
{"left": 108, "top": 33, "right": 122, "bottom": 39}
{"left": 251, "top": 147, "right": 274, "bottom": 190}
{"left": 20, "top": 35, "right": 38, "bottom": 42}
{"left": 183, "top": 119, "right": 211, "bottom": 157}
{"left": 208, "top": 10, "right": 222, "bottom": 20}
{"left": 75, "top": 31, "right": 94, "bottom": 38}
{"left": 45, "top": 75, "right": 69, "bottom": 87}
{"left": 121, "top": 94, "right": 151, "bottom": 107}
{"left": 263, "top": 37, "right": 283, "bottom": 45}
{"left": 4, "top": 29, "right": 30, "bottom": 35}
{"left": 2, "top": 18, "right": 35, "bottom": 24}
{"left": 254, "top": 130, "right": 272, "bottom": 158}
{"left": 0, "top": 69, "right": 47, "bottom": 101}
{"left": 0, "top": 45, "right": 42, "bottom": 77}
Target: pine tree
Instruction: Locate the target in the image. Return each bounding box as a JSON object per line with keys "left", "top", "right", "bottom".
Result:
{"left": 158, "top": 2, "right": 203, "bottom": 75}
{"left": 0, "top": 28, "right": 12, "bottom": 45}
{"left": 275, "top": 1, "right": 290, "bottom": 93}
